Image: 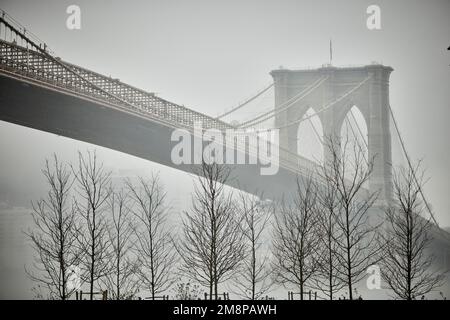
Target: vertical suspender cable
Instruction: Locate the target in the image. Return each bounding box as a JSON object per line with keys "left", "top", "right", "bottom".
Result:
{"left": 388, "top": 104, "right": 438, "bottom": 226}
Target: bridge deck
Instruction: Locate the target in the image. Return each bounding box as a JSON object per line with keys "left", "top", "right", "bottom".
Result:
{"left": 0, "top": 39, "right": 318, "bottom": 174}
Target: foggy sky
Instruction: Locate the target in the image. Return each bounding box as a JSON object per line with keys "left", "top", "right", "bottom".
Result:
{"left": 0, "top": 0, "right": 449, "bottom": 226}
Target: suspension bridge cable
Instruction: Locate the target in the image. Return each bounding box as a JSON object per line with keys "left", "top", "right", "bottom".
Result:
{"left": 240, "top": 105, "right": 274, "bottom": 123}
{"left": 343, "top": 115, "right": 369, "bottom": 164}
{"left": 303, "top": 115, "right": 324, "bottom": 164}
{"left": 215, "top": 82, "right": 274, "bottom": 120}
{"left": 0, "top": 19, "right": 125, "bottom": 103}
{"left": 344, "top": 116, "right": 359, "bottom": 145}
{"left": 272, "top": 76, "right": 371, "bottom": 130}
{"left": 0, "top": 9, "right": 54, "bottom": 55}
{"left": 239, "top": 76, "right": 327, "bottom": 128}
{"left": 0, "top": 13, "right": 167, "bottom": 121}
{"left": 239, "top": 76, "right": 329, "bottom": 128}
{"left": 348, "top": 108, "right": 368, "bottom": 148}
{"left": 0, "top": 10, "right": 321, "bottom": 176}
{"left": 287, "top": 99, "right": 368, "bottom": 154}
{"left": 284, "top": 109, "right": 364, "bottom": 154}
{"left": 308, "top": 116, "right": 324, "bottom": 144}
{"left": 388, "top": 104, "right": 439, "bottom": 226}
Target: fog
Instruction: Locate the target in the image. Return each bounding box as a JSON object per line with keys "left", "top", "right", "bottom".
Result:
{"left": 0, "top": 0, "right": 449, "bottom": 299}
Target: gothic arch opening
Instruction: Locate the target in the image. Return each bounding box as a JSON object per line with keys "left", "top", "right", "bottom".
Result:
{"left": 340, "top": 105, "right": 369, "bottom": 177}
{"left": 297, "top": 108, "right": 324, "bottom": 164}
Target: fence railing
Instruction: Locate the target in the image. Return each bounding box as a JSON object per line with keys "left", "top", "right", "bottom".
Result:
{"left": 140, "top": 295, "right": 170, "bottom": 300}
{"left": 204, "top": 292, "right": 230, "bottom": 300}
{"left": 287, "top": 290, "right": 317, "bottom": 300}
{"left": 75, "top": 290, "right": 108, "bottom": 300}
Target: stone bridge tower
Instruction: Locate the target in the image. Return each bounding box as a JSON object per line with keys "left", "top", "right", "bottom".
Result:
{"left": 271, "top": 64, "right": 393, "bottom": 204}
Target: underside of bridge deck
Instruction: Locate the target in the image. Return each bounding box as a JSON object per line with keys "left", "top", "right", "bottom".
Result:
{"left": 0, "top": 73, "right": 303, "bottom": 201}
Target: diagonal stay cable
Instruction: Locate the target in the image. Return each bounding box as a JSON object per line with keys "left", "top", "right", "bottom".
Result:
{"left": 239, "top": 76, "right": 329, "bottom": 128}
{"left": 388, "top": 103, "right": 439, "bottom": 226}
{"left": 273, "top": 76, "right": 371, "bottom": 130}
{"left": 215, "top": 82, "right": 274, "bottom": 120}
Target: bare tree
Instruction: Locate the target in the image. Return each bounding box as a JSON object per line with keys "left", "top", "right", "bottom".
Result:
{"left": 178, "top": 161, "right": 245, "bottom": 300}
{"left": 26, "top": 154, "right": 80, "bottom": 300}
{"left": 73, "top": 150, "right": 112, "bottom": 300}
{"left": 102, "top": 189, "right": 139, "bottom": 300}
{"left": 381, "top": 162, "right": 444, "bottom": 300}
{"left": 232, "top": 191, "right": 273, "bottom": 300}
{"left": 323, "top": 136, "right": 382, "bottom": 300}
{"left": 126, "top": 174, "right": 177, "bottom": 300}
{"left": 313, "top": 163, "right": 345, "bottom": 300}
{"left": 272, "top": 176, "right": 320, "bottom": 300}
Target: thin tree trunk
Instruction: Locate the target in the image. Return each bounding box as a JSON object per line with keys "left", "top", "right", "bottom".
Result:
{"left": 345, "top": 205, "right": 353, "bottom": 300}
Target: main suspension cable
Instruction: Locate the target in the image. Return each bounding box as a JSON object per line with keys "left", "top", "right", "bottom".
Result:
{"left": 272, "top": 76, "right": 371, "bottom": 130}
{"left": 215, "top": 82, "right": 274, "bottom": 120}
{"left": 239, "top": 76, "right": 329, "bottom": 129}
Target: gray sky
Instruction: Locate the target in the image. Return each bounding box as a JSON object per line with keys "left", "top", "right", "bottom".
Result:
{"left": 0, "top": 0, "right": 449, "bottom": 225}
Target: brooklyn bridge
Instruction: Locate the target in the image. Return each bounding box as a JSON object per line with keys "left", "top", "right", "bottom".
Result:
{"left": 0, "top": 6, "right": 449, "bottom": 300}
{"left": 0, "top": 12, "right": 397, "bottom": 206}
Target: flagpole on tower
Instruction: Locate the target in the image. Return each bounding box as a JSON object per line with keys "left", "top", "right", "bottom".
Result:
{"left": 329, "top": 39, "right": 333, "bottom": 65}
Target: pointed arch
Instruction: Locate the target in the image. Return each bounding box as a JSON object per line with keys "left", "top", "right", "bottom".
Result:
{"left": 340, "top": 105, "right": 369, "bottom": 178}
{"left": 297, "top": 108, "right": 324, "bottom": 164}
{"left": 340, "top": 105, "right": 368, "bottom": 151}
